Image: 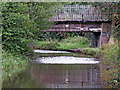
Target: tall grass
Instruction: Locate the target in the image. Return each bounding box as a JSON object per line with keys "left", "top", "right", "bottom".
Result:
{"left": 57, "top": 36, "right": 90, "bottom": 49}
{"left": 2, "top": 50, "right": 30, "bottom": 81}
{"left": 100, "top": 42, "right": 119, "bottom": 88}
{"left": 33, "top": 36, "right": 91, "bottom": 50}
{"left": 33, "top": 40, "right": 60, "bottom": 50}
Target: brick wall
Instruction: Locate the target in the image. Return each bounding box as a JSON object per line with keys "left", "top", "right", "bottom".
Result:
{"left": 100, "top": 23, "right": 112, "bottom": 46}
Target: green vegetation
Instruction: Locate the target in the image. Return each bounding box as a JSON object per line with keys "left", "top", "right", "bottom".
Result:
{"left": 82, "top": 48, "right": 100, "bottom": 56}
{"left": 33, "top": 40, "right": 59, "bottom": 50}
{"left": 2, "top": 2, "right": 33, "bottom": 54}
{"left": 1, "top": 2, "right": 58, "bottom": 81}
{"left": 33, "top": 36, "right": 101, "bottom": 56}
{"left": 100, "top": 42, "right": 120, "bottom": 88}
{"left": 33, "top": 36, "right": 90, "bottom": 50}
{"left": 92, "top": 2, "right": 120, "bottom": 88}
{"left": 1, "top": 2, "right": 120, "bottom": 88}
{"left": 57, "top": 36, "right": 90, "bottom": 49}
{"left": 2, "top": 50, "right": 30, "bottom": 81}
{"left": 1, "top": 2, "right": 58, "bottom": 54}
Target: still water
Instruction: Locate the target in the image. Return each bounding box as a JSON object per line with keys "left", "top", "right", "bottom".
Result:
{"left": 3, "top": 50, "right": 102, "bottom": 88}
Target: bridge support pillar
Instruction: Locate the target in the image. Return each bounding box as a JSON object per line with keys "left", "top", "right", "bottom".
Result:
{"left": 91, "top": 32, "right": 101, "bottom": 48}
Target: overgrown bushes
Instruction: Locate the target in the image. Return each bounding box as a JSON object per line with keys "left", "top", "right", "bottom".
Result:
{"left": 2, "top": 50, "right": 30, "bottom": 81}
{"left": 1, "top": 2, "right": 57, "bottom": 54}
{"left": 82, "top": 48, "right": 100, "bottom": 55}
{"left": 57, "top": 36, "right": 90, "bottom": 49}
{"left": 33, "top": 36, "right": 91, "bottom": 50}
{"left": 100, "top": 42, "right": 120, "bottom": 88}
{"left": 33, "top": 40, "right": 60, "bottom": 50}
{"left": 2, "top": 2, "right": 34, "bottom": 54}
{"left": 39, "top": 32, "right": 83, "bottom": 41}
{"left": 1, "top": 2, "right": 58, "bottom": 82}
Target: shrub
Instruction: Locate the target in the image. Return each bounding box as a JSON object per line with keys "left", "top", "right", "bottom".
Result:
{"left": 58, "top": 36, "right": 90, "bottom": 49}
{"left": 2, "top": 3, "right": 34, "bottom": 54}
{"left": 33, "top": 40, "right": 60, "bottom": 50}
{"left": 2, "top": 50, "right": 30, "bottom": 80}
{"left": 100, "top": 42, "right": 119, "bottom": 88}
{"left": 82, "top": 48, "right": 100, "bottom": 55}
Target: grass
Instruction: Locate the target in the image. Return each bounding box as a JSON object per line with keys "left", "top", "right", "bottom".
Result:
{"left": 2, "top": 36, "right": 119, "bottom": 88}
{"left": 2, "top": 50, "right": 30, "bottom": 81}
{"left": 33, "top": 40, "right": 60, "bottom": 50}
{"left": 33, "top": 36, "right": 101, "bottom": 56}
{"left": 33, "top": 36, "right": 101, "bottom": 57}
{"left": 33, "top": 36, "right": 91, "bottom": 50}
{"left": 82, "top": 48, "right": 100, "bottom": 56}
{"left": 57, "top": 36, "right": 90, "bottom": 49}
{"left": 99, "top": 42, "right": 120, "bottom": 88}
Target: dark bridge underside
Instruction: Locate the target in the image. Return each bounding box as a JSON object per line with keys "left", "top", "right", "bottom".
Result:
{"left": 44, "top": 29, "right": 91, "bottom": 32}
{"left": 44, "top": 28, "right": 101, "bottom": 32}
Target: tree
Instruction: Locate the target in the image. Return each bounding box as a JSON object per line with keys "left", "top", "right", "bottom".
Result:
{"left": 1, "top": 2, "right": 58, "bottom": 54}
{"left": 27, "top": 2, "right": 59, "bottom": 39}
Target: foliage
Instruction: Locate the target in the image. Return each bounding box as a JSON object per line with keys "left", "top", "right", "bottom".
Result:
{"left": 92, "top": 2, "right": 120, "bottom": 41}
{"left": 1, "top": 2, "right": 59, "bottom": 82}
{"left": 113, "top": 13, "right": 120, "bottom": 41}
{"left": 82, "top": 48, "right": 100, "bottom": 55}
{"left": 33, "top": 36, "right": 90, "bottom": 50}
{"left": 2, "top": 2, "right": 34, "bottom": 54}
{"left": 2, "top": 50, "right": 30, "bottom": 81}
{"left": 27, "top": 2, "right": 59, "bottom": 39}
{"left": 91, "top": 2, "right": 120, "bottom": 88}
{"left": 1, "top": 2, "right": 58, "bottom": 54}
{"left": 57, "top": 36, "right": 90, "bottom": 49}
{"left": 40, "top": 32, "right": 81, "bottom": 41}
{"left": 33, "top": 39, "right": 60, "bottom": 50}
{"left": 101, "top": 42, "right": 119, "bottom": 65}
{"left": 100, "top": 42, "right": 119, "bottom": 88}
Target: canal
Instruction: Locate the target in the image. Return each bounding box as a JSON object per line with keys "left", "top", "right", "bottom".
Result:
{"left": 3, "top": 50, "right": 102, "bottom": 88}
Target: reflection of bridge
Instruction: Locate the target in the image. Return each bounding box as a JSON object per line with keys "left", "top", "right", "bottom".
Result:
{"left": 45, "top": 4, "right": 112, "bottom": 48}
{"left": 31, "top": 64, "right": 102, "bottom": 88}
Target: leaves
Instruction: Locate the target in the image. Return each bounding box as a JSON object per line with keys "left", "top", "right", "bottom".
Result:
{"left": 93, "top": 2, "right": 120, "bottom": 41}
{"left": 2, "top": 2, "right": 58, "bottom": 54}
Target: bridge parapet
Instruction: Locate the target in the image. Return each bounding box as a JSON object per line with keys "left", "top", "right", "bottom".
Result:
{"left": 49, "top": 5, "right": 111, "bottom": 22}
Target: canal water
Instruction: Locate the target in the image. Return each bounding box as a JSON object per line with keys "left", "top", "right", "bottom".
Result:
{"left": 3, "top": 50, "right": 102, "bottom": 88}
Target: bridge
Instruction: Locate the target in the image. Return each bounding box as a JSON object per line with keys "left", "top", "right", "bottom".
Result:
{"left": 44, "top": 4, "right": 112, "bottom": 48}
{"left": 49, "top": 5, "right": 110, "bottom": 22}
{"left": 45, "top": 28, "right": 102, "bottom": 32}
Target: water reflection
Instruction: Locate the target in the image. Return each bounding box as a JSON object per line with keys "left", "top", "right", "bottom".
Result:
{"left": 2, "top": 50, "right": 102, "bottom": 88}
{"left": 31, "top": 64, "right": 102, "bottom": 88}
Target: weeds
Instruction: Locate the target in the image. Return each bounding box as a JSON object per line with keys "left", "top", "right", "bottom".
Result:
{"left": 2, "top": 50, "right": 30, "bottom": 81}
{"left": 100, "top": 42, "right": 120, "bottom": 88}
{"left": 33, "top": 36, "right": 90, "bottom": 50}
{"left": 82, "top": 48, "right": 100, "bottom": 55}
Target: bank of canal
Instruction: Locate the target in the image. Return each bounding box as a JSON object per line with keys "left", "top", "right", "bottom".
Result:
{"left": 3, "top": 51, "right": 102, "bottom": 88}
{"left": 2, "top": 50, "right": 104, "bottom": 88}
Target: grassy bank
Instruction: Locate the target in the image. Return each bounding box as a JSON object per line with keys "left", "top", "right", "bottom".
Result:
{"left": 99, "top": 42, "right": 120, "bottom": 88}
{"left": 33, "top": 36, "right": 120, "bottom": 88}
{"left": 33, "top": 36, "right": 101, "bottom": 56}
{"left": 33, "top": 36, "right": 90, "bottom": 50}
{"left": 2, "top": 50, "right": 31, "bottom": 81}
{"left": 57, "top": 36, "right": 90, "bottom": 49}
